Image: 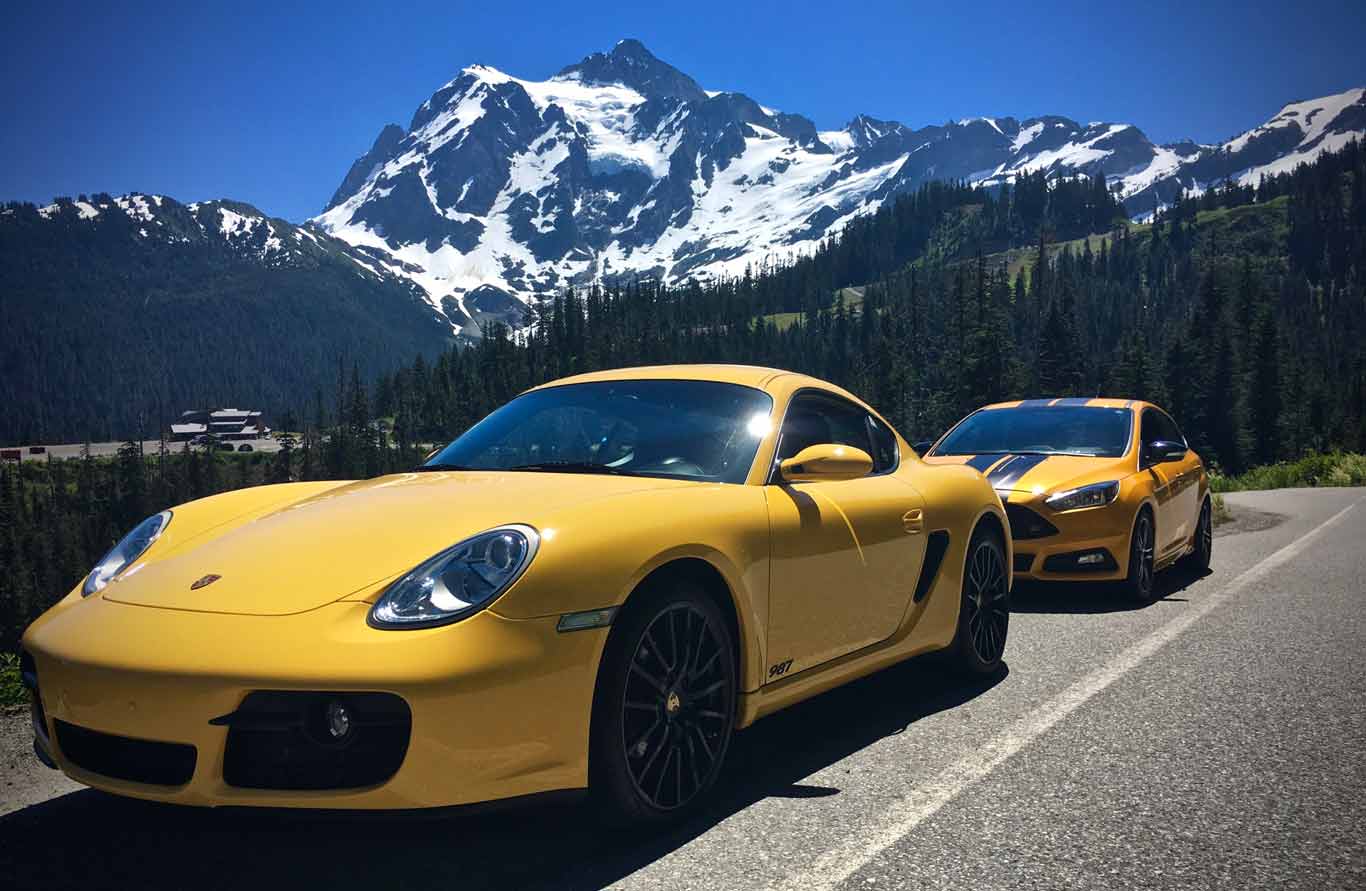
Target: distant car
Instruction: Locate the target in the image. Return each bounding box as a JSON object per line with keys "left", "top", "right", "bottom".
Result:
{"left": 22, "top": 365, "right": 1011, "bottom": 821}
{"left": 921, "top": 398, "right": 1211, "bottom": 602}
{"left": 237, "top": 444, "right": 254, "bottom": 452}
{"left": 190, "top": 435, "right": 210, "bottom": 446}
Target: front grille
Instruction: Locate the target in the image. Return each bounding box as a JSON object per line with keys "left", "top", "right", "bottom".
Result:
{"left": 54, "top": 720, "right": 197, "bottom": 786}
{"left": 1013, "top": 552, "right": 1035, "bottom": 573}
{"left": 218, "top": 691, "right": 411, "bottom": 790}
{"left": 1005, "top": 504, "right": 1059, "bottom": 540}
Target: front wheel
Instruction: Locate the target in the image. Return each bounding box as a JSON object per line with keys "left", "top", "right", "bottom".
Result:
{"left": 947, "top": 526, "right": 1010, "bottom": 675}
{"left": 1121, "top": 509, "right": 1157, "bottom": 603}
{"left": 1181, "top": 498, "right": 1213, "bottom": 572}
{"left": 590, "top": 581, "right": 737, "bottom": 825}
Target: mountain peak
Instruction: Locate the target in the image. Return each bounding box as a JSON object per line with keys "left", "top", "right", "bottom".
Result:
{"left": 611, "top": 38, "right": 654, "bottom": 60}
{"left": 558, "top": 39, "right": 707, "bottom": 103}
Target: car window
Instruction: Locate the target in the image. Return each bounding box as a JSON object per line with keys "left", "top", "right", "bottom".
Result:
{"left": 774, "top": 392, "right": 874, "bottom": 465}
{"left": 867, "top": 415, "right": 899, "bottom": 473}
{"left": 426, "top": 380, "right": 774, "bottom": 484}
{"left": 1142, "top": 409, "right": 1185, "bottom": 448}
{"left": 933, "top": 406, "right": 1132, "bottom": 458}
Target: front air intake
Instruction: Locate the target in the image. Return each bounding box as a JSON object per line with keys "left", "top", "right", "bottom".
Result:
{"left": 216, "top": 691, "right": 411, "bottom": 790}
{"left": 54, "top": 720, "right": 197, "bottom": 786}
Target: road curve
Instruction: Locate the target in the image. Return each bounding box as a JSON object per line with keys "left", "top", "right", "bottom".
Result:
{"left": 1, "top": 487, "right": 1362, "bottom": 890}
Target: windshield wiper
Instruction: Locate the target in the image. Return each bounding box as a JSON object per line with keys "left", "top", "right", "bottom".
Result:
{"left": 506, "top": 461, "right": 643, "bottom": 476}
{"left": 414, "top": 462, "right": 475, "bottom": 472}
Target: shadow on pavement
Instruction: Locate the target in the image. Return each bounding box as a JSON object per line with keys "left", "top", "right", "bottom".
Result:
{"left": 0, "top": 655, "right": 1005, "bottom": 890}
{"left": 1011, "top": 565, "right": 1214, "bottom": 614}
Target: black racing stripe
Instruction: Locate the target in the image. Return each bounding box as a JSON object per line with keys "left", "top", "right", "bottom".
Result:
{"left": 966, "top": 453, "right": 1005, "bottom": 472}
{"left": 990, "top": 454, "right": 1049, "bottom": 489}
{"left": 985, "top": 455, "right": 1020, "bottom": 486}
{"left": 1052, "top": 397, "right": 1091, "bottom": 406}
{"left": 1018, "top": 399, "right": 1053, "bottom": 408}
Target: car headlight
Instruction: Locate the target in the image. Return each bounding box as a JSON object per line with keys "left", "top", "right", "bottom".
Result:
{"left": 1045, "top": 481, "right": 1120, "bottom": 512}
{"left": 83, "top": 510, "right": 172, "bottom": 595}
{"left": 369, "top": 525, "right": 539, "bottom": 629}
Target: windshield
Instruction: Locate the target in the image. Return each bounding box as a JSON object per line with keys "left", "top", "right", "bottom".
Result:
{"left": 932, "top": 406, "right": 1133, "bottom": 458}
{"left": 423, "top": 379, "right": 774, "bottom": 483}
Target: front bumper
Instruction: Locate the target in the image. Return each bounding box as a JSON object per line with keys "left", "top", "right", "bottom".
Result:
{"left": 1004, "top": 496, "right": 1134, "bottom": 582}
{"left": 21, "top": 595, "right": 606, "bottom": 809}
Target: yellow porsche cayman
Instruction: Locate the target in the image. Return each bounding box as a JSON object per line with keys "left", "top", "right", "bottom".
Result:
{"left": 921, "top": 398, "right": 1212, "bottom": 602}
{"left": 22, "top": 365, "right": 1010, "bottom": 821}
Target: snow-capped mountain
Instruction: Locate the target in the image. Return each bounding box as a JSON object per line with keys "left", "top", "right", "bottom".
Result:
{"left": 314, "top": 40, "right": 1366, "bottom": 333}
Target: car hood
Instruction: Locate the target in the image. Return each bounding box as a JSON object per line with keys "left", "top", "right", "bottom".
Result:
{"left": 102, "top": 471, "right": 690, "bottom": 616}
{"left": 922, "top": 452, "right": 1128, "bottom": 496}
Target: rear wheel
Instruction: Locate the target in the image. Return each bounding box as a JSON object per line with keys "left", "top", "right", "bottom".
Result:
{"left": 1121, "top": 509, "right": 1157, "bottom": 603}
{"left": 947, "top": 526, "right": 1010, "bottom": 675}
{"left": 1181, "top": 498, "right": 1213, "bottom": 572}
{"left": 590, "top": 581, "right": 736, "bottom": 825}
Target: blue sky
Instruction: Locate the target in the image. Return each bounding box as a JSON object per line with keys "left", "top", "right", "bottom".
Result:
{"left": 3, "top": 0, "right": 1362, "bottom": 222}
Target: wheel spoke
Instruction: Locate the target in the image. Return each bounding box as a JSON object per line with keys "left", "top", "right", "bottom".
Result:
{"left": 630, "top": 662, "right": 668, "bottom": 696}
{"left": 642, "top": 630, "right": 668, "bottom": 673}
{"left": 638, "top": 725, "right": 669, "bottom": 779}
{"left": 692, "top": 648, "right": 721, "bottom": 682}
{"left": 628, "top": 718, "right": 661, "bottom": 757}
{"left": 686, "top": 733, "right": 701, "bottom": 793}
{"left": 692, "top": 723, "right": 715, "bottom": 762}
{"left": 653, "top": 746, "right": 674, "bottom": 803}
{"left": 693, "top": 678, "right": 728, "bottom": 699}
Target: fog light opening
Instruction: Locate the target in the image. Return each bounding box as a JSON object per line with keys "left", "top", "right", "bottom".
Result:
{"left": 326, "top": 700, "right": 352, "bottom": 740}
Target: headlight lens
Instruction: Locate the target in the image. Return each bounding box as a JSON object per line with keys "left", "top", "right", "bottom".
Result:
{"left": 369, "top": 525, "right": 539, "bottom": 629}
{"left": 1045, "top": 481, "right": 1120, "bottom": 512}
{"left": 83, "top": 510, "right": 172, "bottom": 595}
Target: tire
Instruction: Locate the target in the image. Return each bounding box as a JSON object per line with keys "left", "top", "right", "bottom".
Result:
{"left": 1181, "top": 498, "right": 1213, "bottom": 572}
{"left": 946, "top": 525, "right": 1010, "bottom": 676}
{"left": 590, "top": 579, "right": 737, "bottom": 825}
{"left": 1120, "top": 508, "right": 1157, "bottom": 603}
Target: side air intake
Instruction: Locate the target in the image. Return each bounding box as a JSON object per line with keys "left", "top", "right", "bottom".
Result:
{"left": 913, "top": 531, "right": 951, "bottom": 603}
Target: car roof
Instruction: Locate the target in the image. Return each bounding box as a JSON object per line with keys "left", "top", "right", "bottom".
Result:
{"left": 530, "top": 364, "right": 835, "bottom": 394}
{"left": 979, "top": 397, "right": 1149, "bottom": 411}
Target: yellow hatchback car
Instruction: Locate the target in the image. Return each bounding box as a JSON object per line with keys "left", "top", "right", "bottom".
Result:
{"left": 921, "top": 398, "right": 1212, "bottom": 602}
{"left": 22, "top": 365, "right": 1010, "bottom": 822}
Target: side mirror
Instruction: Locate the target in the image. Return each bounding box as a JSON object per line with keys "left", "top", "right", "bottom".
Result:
{"left": 779, "top": 444, "right": 874, "bottom": 483}
{"left": 1146, "top": 440, "right": 1187, "bottom": 465}
{"left": 912, "top": 440, "right": 935, "bottom": 455}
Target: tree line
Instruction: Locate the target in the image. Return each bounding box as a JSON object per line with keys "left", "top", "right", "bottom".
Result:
{"left": 2, "top": 141, "right": 1363, "bottom": 649}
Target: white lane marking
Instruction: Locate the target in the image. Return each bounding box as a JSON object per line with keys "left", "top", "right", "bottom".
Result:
{"left": 784, "top": 497, "right": 1363, "bottom": 891}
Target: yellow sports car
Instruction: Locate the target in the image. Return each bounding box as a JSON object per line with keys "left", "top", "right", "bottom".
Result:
{"left": 921, "top": 398, "right": 1211, "bottom": 602}
{"left": 22, "top": 365, "right": 1010, "bottom": 821}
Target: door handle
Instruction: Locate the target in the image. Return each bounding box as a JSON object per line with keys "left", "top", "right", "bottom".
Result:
{"left": 903, "top": 509, "right": 924, "bottom": 534}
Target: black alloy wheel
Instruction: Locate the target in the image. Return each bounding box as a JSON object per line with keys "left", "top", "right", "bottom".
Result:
{"left": 592, "top": 582, "right": 736, "bottom": 823}
{"left": 1124, "top": 510, "right": 1157, "bottom": 603}
{"left": 1182, "top": 498, "right": 1213, "bottom": 572}
{"left": 950, "top": 527, "right": 1010, "bottom": 675}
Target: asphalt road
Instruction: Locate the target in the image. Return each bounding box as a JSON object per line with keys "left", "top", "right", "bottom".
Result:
{"left": 1, "top": 487, "right": 1362, "bottom": 890}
